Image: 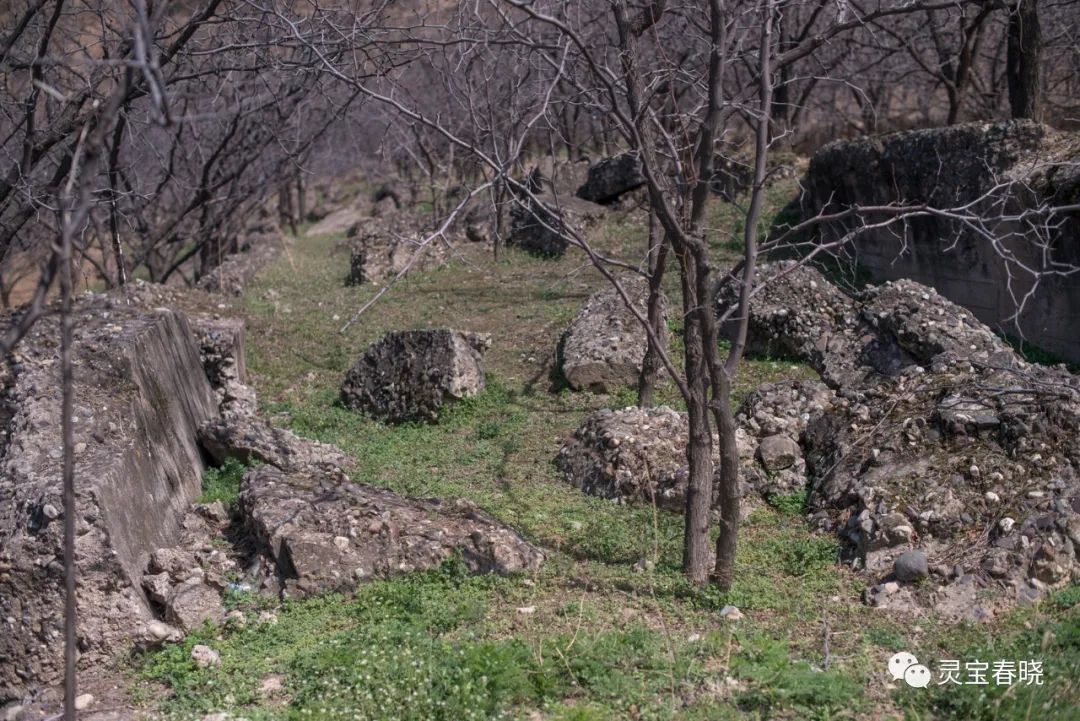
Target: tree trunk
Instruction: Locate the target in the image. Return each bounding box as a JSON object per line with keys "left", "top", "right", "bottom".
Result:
{"left": 709, "top": 373, "right": 740, "bottom": 589}
{"left": 680, "top": 257, "right": 714, "bottom": 586}
{"left": 1007, "top": 0, "right": 1041, "bottom": 120}
{"left": 638, "top": 212, "right": 668, "bottom": 408}
{"left": 295, "top": 171, "right": 306, "bottom": 222}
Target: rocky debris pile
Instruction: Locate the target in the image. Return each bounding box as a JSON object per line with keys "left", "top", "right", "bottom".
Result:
{"left": 140, "top": 508, "right": 234, "bottom": 635}
{"left": 341, "top": 330, "right": 490, "bottom": 423}
{"left": 197, "top": 212, "right": 283, "bottom": 296}
{"left": 346, "top": 227, "right": 452, "bottom": 286}
{"left": 716, "top": 261, "right": 1012, "bottom": 389}
{"left": 720, "top": 260, "right": 1080, "bottom": 616}
{"left": 804, "top": 353, "right": 1079, "bottom": 618}
{"left": 735, "top": 380, "right": 836, "bottom": 499}
{"left": 560, "top": 279, "right": 667, "bottom": 394}
{"left": 804, "top": 120, "right": 1080, "bottom": 364}
{"left": 508, "top": 194, "right": 605, "bottom": 257}
{"left": 239, "top": 464, "right": 544, "bottom": 597}
{"left": 575, "top": 153, "right": 644, "bottom": 204}
{"left": 0, "top": 297, "right": 219, "bottom": 698}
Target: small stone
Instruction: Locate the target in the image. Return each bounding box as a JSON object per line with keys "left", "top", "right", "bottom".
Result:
{"left": 142, "top": 572, "right": 172, "bottom": 605}
{"left": 984, "top": 491, "right": 1000, "bottom": 503}
{"left": 194, "top": 501, "right": 230, "bottom": 525}
{"left": 999, "top": 517, "right": 1016, "bottom": 533}
{"left": 74, "top": 694, "right": 95, "bottom": 711}
{"left": 719, "top": 605, "right": 744, "bottom": 621}
{"left": 756, "top": 435, "right": 801, "bottom": 472}
{"left": 146, "top": 620, "right": 181, "bottom": 643}
{"left": 516, "top": 606, "right": 536, "bottom": 615}
{"left": 258, "top": 674, "right": 285, "bottom": 698}
{"left": 191, "top": 644, "right": 221, "bottom": 668}
{"left": 894, "top": 550, "right": 929, "bottom": 582}
{"left": 883, "top": 581, "right": 900, "bottom": 595}
{"left": 633, "top": 557, "right": 656, "bottom": 573}
{"left": 42, "top": 504, "right": 60, "bottom": 520}
{"left": 1, "top": 705, "right": 24, "bottom": 721}
{"left": 225, "top": 610, "right": 246, "bottom": 628}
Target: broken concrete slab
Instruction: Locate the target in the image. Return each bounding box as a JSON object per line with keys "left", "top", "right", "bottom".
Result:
{"left": 238, "top": 465, "right": 544, "bottom": 597}
{"left": 199, "top": 416, "right": 349, "bottom": 473}
{"left": 0, "top": 299, "right": 218, "bottom": 698}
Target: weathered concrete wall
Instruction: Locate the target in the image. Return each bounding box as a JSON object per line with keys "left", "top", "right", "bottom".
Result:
{"left": 804, "top": 120, "right": 1080, "bottom": 362}
{"left": 0, "top": 302, "right": 218, "bottom": 699}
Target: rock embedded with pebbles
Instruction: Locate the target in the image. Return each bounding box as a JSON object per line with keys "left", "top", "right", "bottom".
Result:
{"left": 191, "top": 645, "right": 221, "bottom": 668}
{"left": 561, "top": 279, "right": 667, "bottom": 394}
{"left": 341, "top": 329, "right": 490, "bottom": 423}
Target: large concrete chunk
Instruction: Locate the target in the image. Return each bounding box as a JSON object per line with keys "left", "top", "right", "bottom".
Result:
{"left": 0, "top": 300, "right": 218, "bottom": 698}
{"left": 340, "top": 330, "right": 490, "bottom": 423}
{"left": 716, "top": 261, "right": 870, "bottom": 388}
{"left": 508, "top": 194, "right": 604, "bottom": 258}
{"left": 804, "top": 120, "right": 1080, "bottom": 363}
{"left": 190, "top": 315, "right": 256, "bottom": 418}
{"left": 555, "top": 406, "right": 698, "bottom": 512}
{"left": 346, "top": 226, "right": 451, "bottom": 286}
{"left": 561, "top": 279, "right": 667, "bottom": 394}
{"left": 238, "top": 465, "right": 544, "bottom": 596}
{"left": 575, "top": 153, "right": 645, "bottom": 204}
{"left": 716, "top": 261, "right": 1015, "bottom": 390}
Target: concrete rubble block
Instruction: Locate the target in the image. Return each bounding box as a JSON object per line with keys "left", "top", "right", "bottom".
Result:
{"left": 238, "top": 465, "right": 544, "bottom": 597}
{"left": 508, "top": 194, "right": 605, "bottom": 258}
{"left": 346, "top": 226, "right": 452, "bottom": 286}
{"left": 575, "top": 153, "right": 645, "bottom": 204}
{"left": 165, "top": 579, "right": 227, "bottom": 632}
{"left": 340, "top": 329, "right": 490, "bottom": 423}
{"left": 189, "top": 314, "right": 256, "bottom": 418}
{"left": 561, "top": 278, "right": 667, "bottom": 394}
{"left": 555, "top": 406, "right": 698, "bottom": 512}
{"left": 0, "top": 299, "right": 218, "bottom": 698}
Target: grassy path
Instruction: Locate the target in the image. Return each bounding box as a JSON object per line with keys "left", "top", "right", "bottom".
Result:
{"left": 132, "top": 215, "right": 1079, "bottom": 721}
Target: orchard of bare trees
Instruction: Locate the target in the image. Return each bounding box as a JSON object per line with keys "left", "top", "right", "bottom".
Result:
{"left": 1, "top": 1, "right": 1079, "bottom": 719}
